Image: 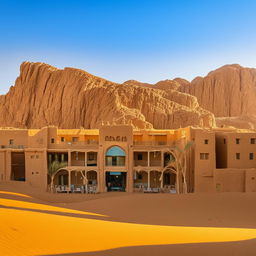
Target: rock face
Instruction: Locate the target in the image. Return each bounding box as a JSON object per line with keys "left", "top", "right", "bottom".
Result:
{"left": 178, "top": 64, "right": 256, "bottom": 129}
{"left": 0, "top": 62, "right": 215, "bottom": 129}
{"left": 179, "top": 64, "right": 256, "bottom": 117}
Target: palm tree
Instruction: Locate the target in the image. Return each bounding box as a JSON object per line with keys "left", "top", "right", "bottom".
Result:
{"left": 165, "top": 139, "right": 193, "bottom": 193}
{"left": 48, "top": 160, "right": 67, "bottom": 192}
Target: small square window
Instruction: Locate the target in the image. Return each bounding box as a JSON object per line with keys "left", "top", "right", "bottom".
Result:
{"left": 236, "top": 138, "right": 240, "bottom": 144}
{"left": 51, "top": 138, "right": 55, "bottom": 144}
{"left": 200, "top": 153, "right": 209, "bottom": 160}
{"left": 251, "top": 138, "right": 256, "bottom": 144}
{"left": 236, "top": 153, "right": 240, "bottom": 160}
{"left": 249, "top": 153, "right": 254, "bottom": 160}
{"left": 204, "top": 139, "right": 208, "bottom": 144}
{"left": 9, "top": 139, "right": 14, "bottom": 145}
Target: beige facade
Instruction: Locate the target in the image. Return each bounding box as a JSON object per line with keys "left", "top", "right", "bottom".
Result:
{"left": 1, "top": 125, "right": 256, "bottom": 193}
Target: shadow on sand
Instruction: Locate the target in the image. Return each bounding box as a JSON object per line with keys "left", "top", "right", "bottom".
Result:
{"left": 45, "top": 239, "right": 256, "bottom": 256}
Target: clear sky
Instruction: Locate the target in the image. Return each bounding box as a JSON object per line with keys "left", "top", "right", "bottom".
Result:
{"left": 0, "top": 0, "right": 256, "bottom": 94}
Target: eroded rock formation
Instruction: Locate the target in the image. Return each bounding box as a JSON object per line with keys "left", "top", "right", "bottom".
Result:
{"left": 0, "top": 61, "right": 215, "bottom": 129}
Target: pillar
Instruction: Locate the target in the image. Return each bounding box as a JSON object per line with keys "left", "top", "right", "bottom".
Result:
{"left": 85, "top": 151, "right": 87, "bottom": 166}
{"left": 68, "top": 150, "right": 71, "bottom": 166}
{"left": 147, "top": 151, "right": 150, "bottom": 167}
{"left": 161, "top": 151, "right": 164, "bottom": 168}
{"left": 68, "top": 170, "right": 71, "bottom": 192}
{"left": 127, "top": 145, "right": 134, "bottom": 192}
{"left": 98, "top": 146, "right": 105, "bottom": 192}
{"left": 160, "top": 171, "right": 164, "bottom": 189}
{"left": 147, "top": 171, "right": 150, "bottom": 188}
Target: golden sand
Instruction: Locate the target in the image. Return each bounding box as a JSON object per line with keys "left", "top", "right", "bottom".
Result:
{"left": 0, "top": 197, "right": 256, "bottom": 256}
{"left": 0, "top": 198, "right": 106, "bottom": 217}
{"left": 0, "top": 191, "right": 32, "bottom": 198}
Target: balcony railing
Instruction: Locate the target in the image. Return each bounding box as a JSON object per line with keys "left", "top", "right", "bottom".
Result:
{"left": 49, "top": 140, "right": 99, "bottom": 149}
{"left": 133, "top": 141, "right": 169, "bottom": 146}
{"left": 0, "top": 145, "right": 26, "bottom": 149}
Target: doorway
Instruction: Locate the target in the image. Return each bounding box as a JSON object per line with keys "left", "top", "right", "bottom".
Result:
{"left": 106, "top": 172, "right": 126, "bottom": 191}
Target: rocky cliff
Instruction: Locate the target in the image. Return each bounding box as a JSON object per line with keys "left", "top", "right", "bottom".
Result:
{"left": 178, "top": 64, "right": 256, "bottom": 129}
{"left": 0, "top": 62, "right": 215, "bottom": 129}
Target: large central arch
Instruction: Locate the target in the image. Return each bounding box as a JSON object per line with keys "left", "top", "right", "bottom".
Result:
{"left": 105, "top": 146, "right": 126, "bottom": 192}
{"left": 105, "top": 146, "right": 126, "bottom": 166}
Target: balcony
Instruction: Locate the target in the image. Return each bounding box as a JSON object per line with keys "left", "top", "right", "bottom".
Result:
{"left": 49, "top": 140, "right": 99, "bottom": 149}
{"left": 0, "top": 145, "right": 26, "bottom": 149}
{"left": 133, "top": 141, "right": 168, "bottom": 146}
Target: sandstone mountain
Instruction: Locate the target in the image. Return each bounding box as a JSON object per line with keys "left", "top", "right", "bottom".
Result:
{"left": 1, "top": 62, "right": 255, "bottom": 130}
{"left": 178, "top": 64, "right": 256, "bottom": 129}
{"left": 0, "top": 62, "right": 215, "bottom": 129}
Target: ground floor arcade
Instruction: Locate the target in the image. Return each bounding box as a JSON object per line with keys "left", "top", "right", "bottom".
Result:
{"left": 50, "top": 167, "right": 178, "bottom": 193}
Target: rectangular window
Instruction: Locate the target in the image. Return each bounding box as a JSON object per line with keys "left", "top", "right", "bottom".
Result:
{"left": 251, "top": 138, "right": 256, "bottom": 144}
{"left": 138, "top": 153, "right": 143, "bottom": 160}
{"left": 51, "top": 138, "right": 55, "bottom": 144}
{"left": 200, "top": 153, "right": 209, "bottom": 160}
{"left": 223, "top": 139, "right": 226, "bottom": 144}
{"left": 236, "top": 153, "right": 240, "bottom": 160}
{"left": 61, "top": 137, "right": 65, "bottom": 142}
{"left": 36, "top": 155, "right": 39, "bottom": 159}
{"left": 236, "top": 138, "right": 240, "bottom": 144}
{"left": 249, "top": 153, "right": 254, "bottom": 160}
{"left": 31, "top": 155, "right": 34, "bottom": 159}
{"left": 9, "top": 139, "right": 14, "bottom": 145}
{"left": 204, "top": 139, "right": 208, "bottom": 144}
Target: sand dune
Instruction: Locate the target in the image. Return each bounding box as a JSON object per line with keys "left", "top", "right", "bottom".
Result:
{"left": 0, "top": 183, "right": 256, "bottom": 255}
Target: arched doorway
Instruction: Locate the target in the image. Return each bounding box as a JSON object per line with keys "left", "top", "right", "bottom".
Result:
{"left": 150, "top": 171, "right": 161, "bottom": 188}
{"left": 87, "top": 170, "right": 97, "bottom": 185}
{"left": 134, "top": 171, "right": 148, "bottom": 190}
{"left": 53, "top": 169, "right": 69, "bottom": 186}
{"left": 163, "top": 168, "right": 177, "bottom": 193}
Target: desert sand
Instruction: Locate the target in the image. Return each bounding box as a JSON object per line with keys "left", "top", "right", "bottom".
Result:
{"left": 0, "top": 181, "right": 256, "bottom": 256}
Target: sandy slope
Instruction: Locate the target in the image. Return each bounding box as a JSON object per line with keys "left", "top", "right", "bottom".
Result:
{"left": 0, "top": 182, "right": 256, "bottom": 256}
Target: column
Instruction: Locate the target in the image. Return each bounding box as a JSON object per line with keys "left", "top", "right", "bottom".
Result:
{"left": 147, "top": 151, "right": 150, "bottom": 167}
{"left": 98, "top": 146, "right": 105, "bottom": 192}
{"left": 147, "top": 171, "right": 150, "bottom": 188}
{"left": 68, "top": 150, "right": 71, "bottom": 166}
{"left": 160, "top": 171, "right": 164, "bottom": 189}
{"left": 85, "top": 151, "right": 87, "bottom": 167}
{"left": 127, "top": 145, "right": 134, "bottom": 192}
{"left": 68, "top": 170, "right": 71, "bottom": 192}
{"left": 161, "top": 151, "right": 164, "bottom": 168}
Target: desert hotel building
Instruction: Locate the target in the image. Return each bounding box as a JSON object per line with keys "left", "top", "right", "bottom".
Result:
{"left": 0, "top": 125, "right": 256, "bottom": 193}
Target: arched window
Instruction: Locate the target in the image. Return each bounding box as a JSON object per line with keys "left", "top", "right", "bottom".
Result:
{"left": 105, "top": 146, "right": 126, "bottom": 166}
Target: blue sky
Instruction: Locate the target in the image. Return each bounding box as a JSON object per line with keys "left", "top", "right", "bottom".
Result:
{"left": 0, "top": 0, "right": 256, "bottom": 94}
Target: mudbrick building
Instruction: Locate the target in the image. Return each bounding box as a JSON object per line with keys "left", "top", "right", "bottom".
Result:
{"left": 0, "top": 125, "right": 256, "bottom": 193}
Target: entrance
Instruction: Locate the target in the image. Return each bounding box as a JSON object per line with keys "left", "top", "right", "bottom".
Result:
{"left": 11, "top": 152, "right": 25, "bottom": 181}
{"left": 106, "top": 172, "right": 126, "bottom": 192}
